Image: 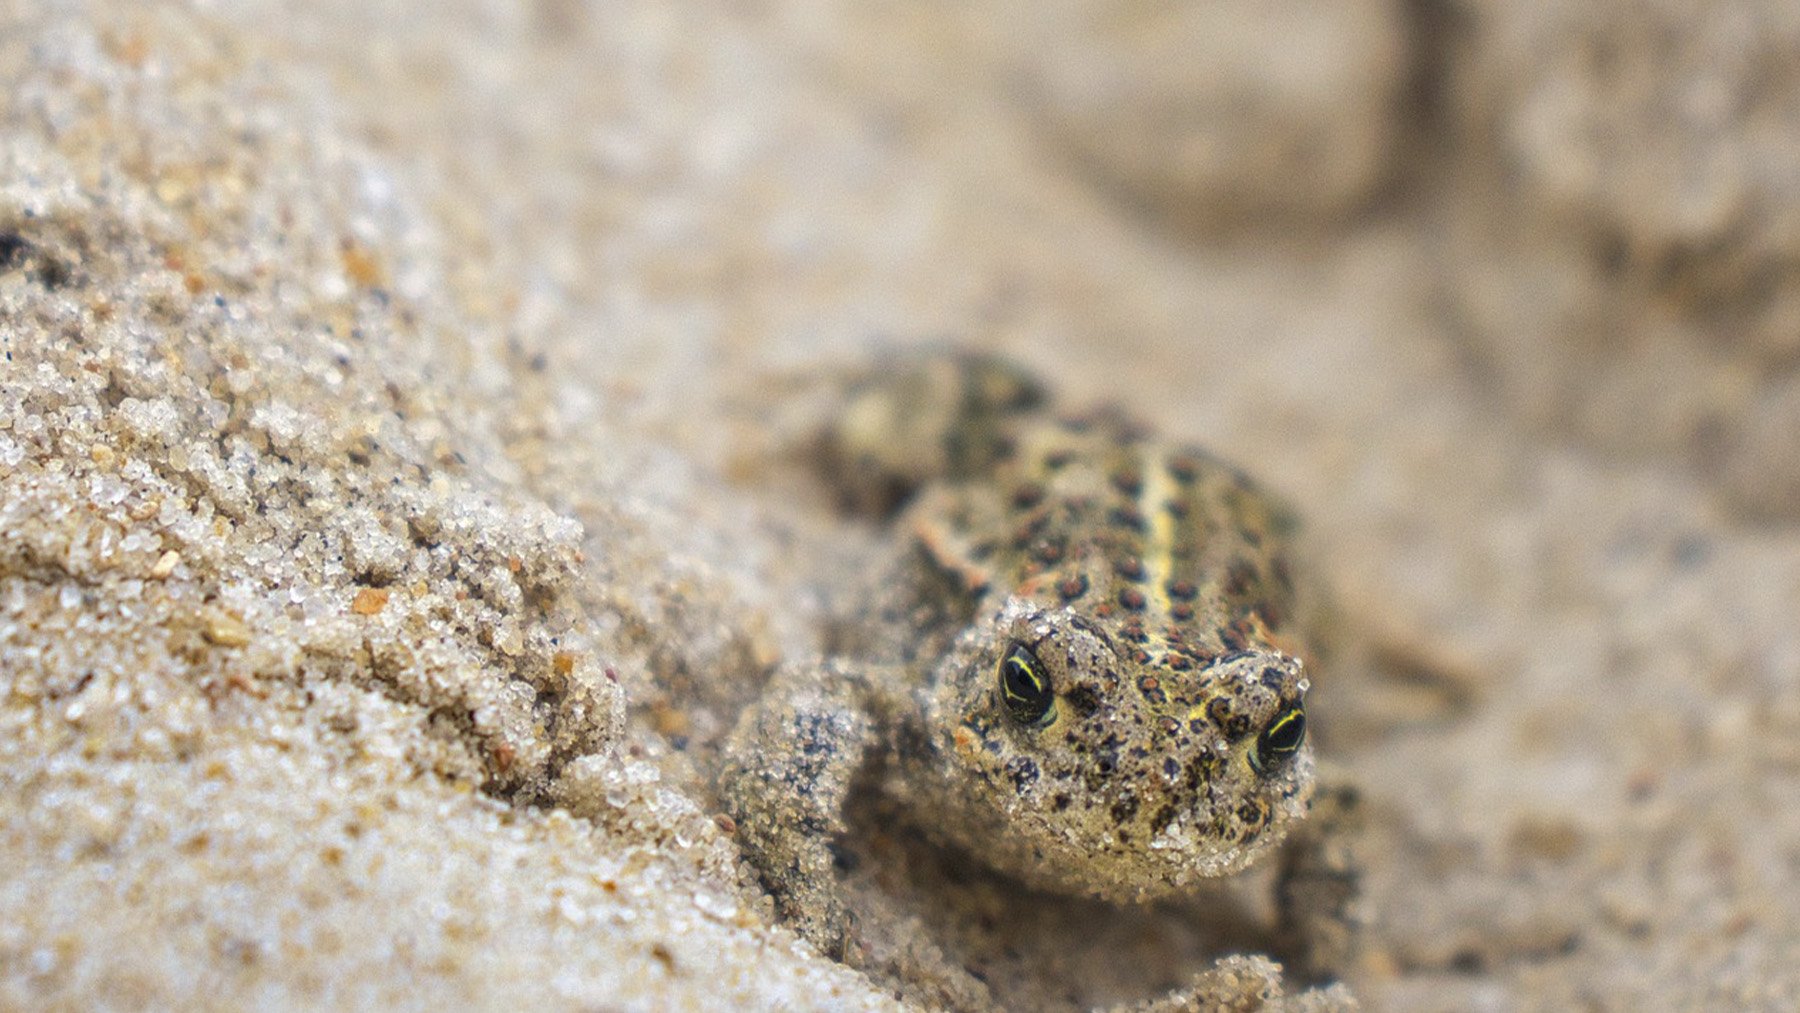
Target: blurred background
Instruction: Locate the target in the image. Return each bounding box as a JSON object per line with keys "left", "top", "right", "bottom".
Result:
{"left": 5, "top": 1, "right": 1799, "bottom": 1009}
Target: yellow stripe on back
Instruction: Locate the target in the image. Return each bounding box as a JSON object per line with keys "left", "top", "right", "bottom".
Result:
{"left": 1139, "top": 445, "right": 1178, "bottom": 620}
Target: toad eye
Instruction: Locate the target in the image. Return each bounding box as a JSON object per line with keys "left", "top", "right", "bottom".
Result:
{"left": 998, "top": 642, "right": 1055, "bottom": 727}
{"left": 1251, "top": 702, "right": 1305, "bottom": 774}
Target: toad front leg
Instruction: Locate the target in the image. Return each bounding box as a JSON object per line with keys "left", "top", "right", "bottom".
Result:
{"left": 1104, "top": 782, "right": 1363, "bottom": 1013}
{"left": 719, "top": 659, "right": 875, "bottom": 961}
{"left": 1275, "top": 774, "right": 1365, "bottom": 984}
{"left": 1121, "top": 954, "right": 1354, "bottom": 1013}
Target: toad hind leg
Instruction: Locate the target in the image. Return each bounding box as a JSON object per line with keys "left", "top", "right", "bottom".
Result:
{"left": 719, "top": 659, "right": 875, "bottom": 961}
{"left": 818, "top": 349, "right": 1044, "bottom": 516}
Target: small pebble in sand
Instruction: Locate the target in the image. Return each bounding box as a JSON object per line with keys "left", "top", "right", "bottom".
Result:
{"left": 350, "top": 587, "right": 391, "bottom": 616}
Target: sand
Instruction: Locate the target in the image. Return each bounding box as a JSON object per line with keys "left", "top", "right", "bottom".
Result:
{"left": 3, "top": 2, "right": 1798, "bottom": 1010}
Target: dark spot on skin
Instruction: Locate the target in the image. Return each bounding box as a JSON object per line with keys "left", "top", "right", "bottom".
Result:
{"left": 1113, "top": 556, "right": 1147, "bottom": 581}
{"left": 1165, "top": 499, "right": 1189, "bottom": 520}
{"left": 1136, "top": 674, "right": 1165, "bottom": 704}
{"left": 1064, "top": 616, "right": 1121, "bottom": 663}
{"left": 1044, "top": 449, "right": 1075, "bottom": 470}
{"left": 1224, "top": 559, "right": 1257, "bottom": 596}
{"left": 796, "top": 714, "right": 841, "bottom": 757}
{"left": 1033, "top": 538, "right": 1066, "bottom": 565}
{"left": 1118, "top": 587, "right": 1146, "bottom": 611}
{"left": 1119, "top": 621, "right": 1149, "bottom": 644}
{"left": 1260, "top": 666, "right": 1287, "bottom": 691}
{"left": 1235, "top": 799, "right": 1270, "bottom": 843}
{"left": 1158, "top": 718, "right": 1180, "bottom": 737}
{"left": 1129, "top": 647, "right": 1151, "bottom": 665}
{"left": 1111, "top": 794, "right": 1139, "bottom": 825}
{"left": 1166, "top": 653, "right": 1193, "bottom": 671}
{"left": 1161, "top": 756, "right": 1181, "bottom": 777}
{"left": 1108, "top": 505, "right": 1146, "bottom": 533}
{"left": 1220, "top": 624, "right": 1248, "bottom": 652}
{"left": 1110, "top": 468, "right": 1143, "bottom": 496}
{"left": 1053, "top": 793, "right": 1072, "bottom": 811}
{"left": 1151, "top": 803, "right": 1179, "bottom": 835}
{"left": 1259, "top": 600, "right": 1287, "bottom": 631}
{"left": 1271, "top": 554, "right": 1294, "bottom": 593}
{"left": 1449, "top": 950, "right": 1486, "bottom": 975}
{"left": 1011, "top": 483, "right": 1045, "bottom": 509}
{"left": 1170, "top": 602, "right": 1195, "bottom": 621}
{"left": 1188, "top": 717, "right": 1208, "bottom": 734}
{"left": 1168, "top": 453, "right": 1202, "bottom": 484}
{"left": 1007, "top": 757, "right": 1040, "bottom": 792}
{"left": 1065, "top": 683, "right": 1102, "bottom": 718}
{"left": 1185, "top": 752, "right": 1217, "bottom": 790}
{"left": 1167, "top": 580, "right": 1198, "bottom": 601}
{"left": 1057, "top": 573, "right": 1089, "bottom": 601}
{"left": 1094, "top": 602, "right": 1117, "bottom": 619}
{"left": 1206, "top": 697, "right": 1235, "bottom": 731}
{"left": 1010, "top": 513, "right": 1049, "bottom": 549}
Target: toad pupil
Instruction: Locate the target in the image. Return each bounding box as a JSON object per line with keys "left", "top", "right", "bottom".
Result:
{"left": 999, "top": 643, "right": 1054, "bottom": 726}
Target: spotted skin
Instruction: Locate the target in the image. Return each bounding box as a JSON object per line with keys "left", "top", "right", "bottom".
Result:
{"left": 880, "top": 412, "right": 1313, "bottom": 902}
{"left": 720, "top": 352, "right": 1353, "bottom": 1001}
